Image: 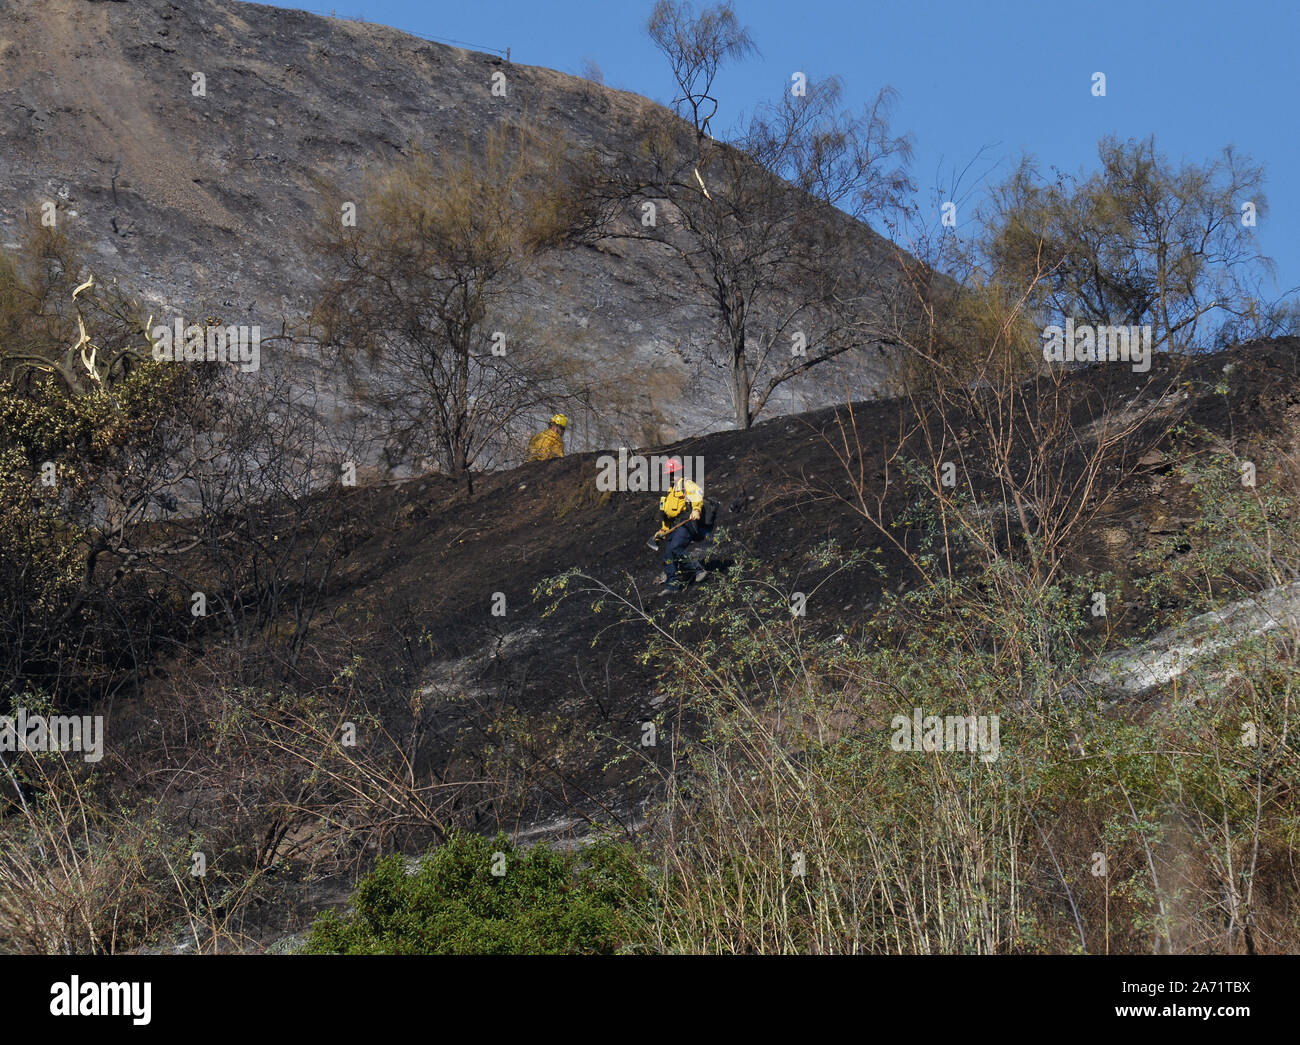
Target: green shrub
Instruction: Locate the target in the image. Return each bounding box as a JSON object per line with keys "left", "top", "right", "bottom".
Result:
{"left": 305, "top": 832, "right": 647, "bottom": 954}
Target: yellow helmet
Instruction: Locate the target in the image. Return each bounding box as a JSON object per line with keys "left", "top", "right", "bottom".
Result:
{"left": 550, "top": 414, "right": 568, "bottom": 429}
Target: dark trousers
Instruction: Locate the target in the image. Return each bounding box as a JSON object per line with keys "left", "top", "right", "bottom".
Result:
{"left": 663, "top": 520, "right": 711, "bottom": 588}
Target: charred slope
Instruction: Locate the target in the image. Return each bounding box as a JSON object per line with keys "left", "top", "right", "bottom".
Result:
{"left": 112, "top": 337, "right": 1300, "bottom": 840}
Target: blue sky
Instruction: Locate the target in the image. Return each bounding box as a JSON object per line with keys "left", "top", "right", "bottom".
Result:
{"left": 289, "top": 0, "right": 1299, "bottom": 299}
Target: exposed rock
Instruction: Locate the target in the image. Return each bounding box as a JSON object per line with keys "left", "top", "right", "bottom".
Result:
{"left": 0, "top": 0, "right": 904, "bottom": 454}
{"left": 1085, "top": 578, "right": 1300, "bottom": 698}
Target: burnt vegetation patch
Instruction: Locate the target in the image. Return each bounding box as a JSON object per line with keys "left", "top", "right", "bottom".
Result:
{"left": 2, "top": 0, "right": 1299, "bottom": 955}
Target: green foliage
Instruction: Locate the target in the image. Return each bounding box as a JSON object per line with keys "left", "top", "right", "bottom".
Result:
{"left": 305, "top": 832, "right": 647, "bottom": 954}
{"left": 0, "top": 232, "right": 208, "bottom": 698}
{"left": 984, "top": 135, "right": 1270, "bottom": 352}
{"left": 1137, "top": 445, "right": 1300, "bottom": 613}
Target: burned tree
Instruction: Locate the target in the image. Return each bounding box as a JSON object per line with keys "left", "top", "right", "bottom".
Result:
{"left": 601, "top": 1, "right": 913, "bottom": 428}
{"left": 315, "top": 124, "right": 597, "bottom": 483}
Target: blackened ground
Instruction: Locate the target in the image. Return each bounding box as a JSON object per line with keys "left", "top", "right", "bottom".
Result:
{"left": 112, "top": 338, "right": 1300, "bottom": 943}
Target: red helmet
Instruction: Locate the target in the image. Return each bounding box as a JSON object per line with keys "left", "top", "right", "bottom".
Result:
{"left": 664, "top": 457, "right": 683, "bottom": 475}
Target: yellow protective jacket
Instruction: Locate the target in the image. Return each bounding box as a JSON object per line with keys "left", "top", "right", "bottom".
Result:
{"left": 527, "top": 428, "right": 564, "bottom": 461}
{"left": 659, "top": 478, "right": 703, "bottom": 523}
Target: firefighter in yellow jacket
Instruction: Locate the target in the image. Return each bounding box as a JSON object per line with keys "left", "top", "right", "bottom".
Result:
{"left": 527, "top": 414, "right": 567, "bottom": 461}
{"left": 654, "top": 456, "right": 711, "bottom": 593}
